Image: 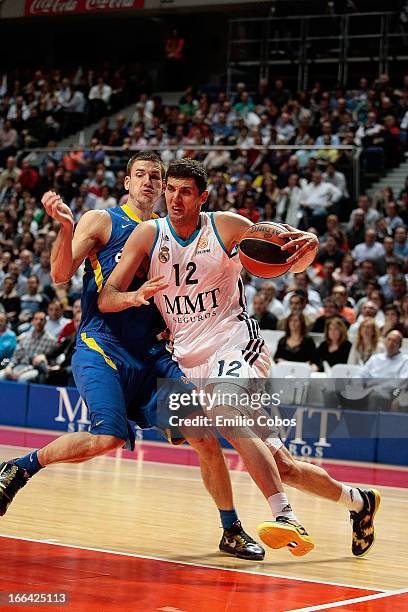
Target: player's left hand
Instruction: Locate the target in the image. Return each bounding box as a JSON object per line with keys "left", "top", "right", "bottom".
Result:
{"left": 279, "top": 225, "right": 319, "bottom": 266}
{"left": 131, "top": 276, "right": 169, "bottom": 307}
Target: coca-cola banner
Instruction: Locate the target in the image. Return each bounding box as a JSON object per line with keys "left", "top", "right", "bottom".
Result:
{"left": 24, "top": 0, "right": 144, "bottom": 17}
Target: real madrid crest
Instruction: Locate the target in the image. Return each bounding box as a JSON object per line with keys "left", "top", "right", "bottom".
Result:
{"left": 159, "top": 245, "right": 170, "bottom": 263}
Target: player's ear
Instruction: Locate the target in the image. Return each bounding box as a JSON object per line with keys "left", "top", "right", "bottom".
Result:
{"left": 124, "top": 175, "right": 130, "bottom": 191}
{"left": 200, "top": 190, "right": 209, "bottom": 205}
{"left": 161, "top": 179, "right": 166, "bottom": 194}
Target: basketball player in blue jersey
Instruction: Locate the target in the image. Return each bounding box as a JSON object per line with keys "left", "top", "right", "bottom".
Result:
{"left": 100, "top": 159, "right": 380, "bottom": 559}
{"left": 0, "top": 152, "right": 266, "bottom": 561}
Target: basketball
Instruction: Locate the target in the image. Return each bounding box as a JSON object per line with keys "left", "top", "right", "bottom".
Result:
{"left": 238, "top": 222, "right": 294, "bottom": 278}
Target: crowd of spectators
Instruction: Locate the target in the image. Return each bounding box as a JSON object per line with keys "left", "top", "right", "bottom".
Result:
{"left": 1, "top": 70, "right": 408, "bottom": 401}
{"left": 0, "top": 64, "right": 150, "bottom": 159}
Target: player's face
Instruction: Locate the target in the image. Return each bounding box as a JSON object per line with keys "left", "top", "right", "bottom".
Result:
{"left": 124, "top": 161, "right": 163, "bottom": 207}
{"left": 165, "top": 177, "right": 208, "bottom": 225}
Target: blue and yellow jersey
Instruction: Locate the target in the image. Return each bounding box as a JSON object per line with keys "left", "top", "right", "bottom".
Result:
{"left": 78, "top": 204, "right": 162, "bottom": 356}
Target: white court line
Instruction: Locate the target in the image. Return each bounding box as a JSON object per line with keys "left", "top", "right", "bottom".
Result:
{"left": 0, "top": 533, "right": 386, "bottom": 594}
{"left": 287, "top": 587, "right": 408, "bottom": 611}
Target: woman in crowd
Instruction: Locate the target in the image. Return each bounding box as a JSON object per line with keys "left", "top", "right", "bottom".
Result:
{"left": 348, "top": 318, "right": 383, "bottom": 365}
{"left": 274, "top": 312, "right": 319, "bottom": 370}
{"left": 332, "top": 253, "right": 358, "bottom": 290}
{"left": 317, "top": 316, "right": 352, "bottom": 369}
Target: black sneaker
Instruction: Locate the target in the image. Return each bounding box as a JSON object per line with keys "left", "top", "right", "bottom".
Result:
{"left": 0, "top": 462, "right": 29, "bottom": 516}
{"left": 219, "top": 520, "right": 265, "bottom": 561}
{"left": 350, "top": 488, "right": 381, "bottom": 557}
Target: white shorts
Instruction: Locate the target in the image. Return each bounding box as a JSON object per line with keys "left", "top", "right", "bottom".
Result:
{"left": 181, "top": 340, "right": 283, "bottom": 454}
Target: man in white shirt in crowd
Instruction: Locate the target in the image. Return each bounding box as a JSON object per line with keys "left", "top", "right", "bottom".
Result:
{"left": 355, "top": 330, "right": 408, "bottom": 410}
{"left": 352, "top": 228, "right": 385, "bottom": 264}
{"left": 300, "top": 170, "right": 342, "bottom": 230}
{"left": 357, "top": 194, "right": 380, "bottom": 229}
{"left": 259, "top": 281, "right": 285, "bottom": 320}
{"left": 44, "top": 300, "right": 70, "bottom": 340}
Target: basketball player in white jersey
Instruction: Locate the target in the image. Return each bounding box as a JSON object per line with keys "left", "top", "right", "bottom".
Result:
{"left": 100, "top": 159, "right": 380, "bottom": 558}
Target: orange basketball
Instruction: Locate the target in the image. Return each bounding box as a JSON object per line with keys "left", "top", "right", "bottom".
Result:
{"left": 238, "top": 222, "right": 293, "bottom": 278}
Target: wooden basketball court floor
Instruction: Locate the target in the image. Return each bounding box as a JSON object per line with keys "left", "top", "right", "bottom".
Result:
{"left": 0, "top": 425, "right": 407, "bottom": 611}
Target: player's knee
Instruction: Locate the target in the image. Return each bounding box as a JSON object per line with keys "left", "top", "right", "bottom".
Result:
{"left": 92, "top": 434, "right": 124, "bottom": 453}
{"left": 193, "top": 435, "right": 221, "bottom": 460}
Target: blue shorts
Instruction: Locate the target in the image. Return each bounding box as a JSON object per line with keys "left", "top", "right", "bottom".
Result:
{"left": 71, "top": 332, "right": 196, "bottom": 448}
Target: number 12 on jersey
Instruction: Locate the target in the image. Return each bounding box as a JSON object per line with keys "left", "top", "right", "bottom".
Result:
{"left": 173, "top": 262, "right": 198, "bottom": 286}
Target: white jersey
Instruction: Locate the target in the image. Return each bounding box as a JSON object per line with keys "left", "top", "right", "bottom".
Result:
{"left": 149, "top": 212, "right": 268, "bottom": 371}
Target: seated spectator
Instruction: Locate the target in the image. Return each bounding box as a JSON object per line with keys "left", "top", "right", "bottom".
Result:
{"left": 348, "top": 300, "right": 383, "bottom": 341}
{"left": 94, "top": 185, "right": 117, "bottom": 210}
{"left": 299, "top": 170, "right": 342, "bottom": 232}
{"left": 323, "top": 163, "right": 349, "bottom": 199}
{"left": 274, "top": 312, "right": 319, "bottom": 370}
{"left": 238, "top": 195, "right": 260, "bottom": 223}
{"left": 276, "top": 173, "right": 302, "bottom": 227}
{"left": 320, "top": 214, "right": 348, "bottom": 251}
{"left": 259, "top": 281, "right": 285, "bottom": 320}
{"left": 354, "top": 330, "right": 408, "bottom": 410}
{"left": 282, "top": 272, "right": 322, "bottom": 314}
{"left": 278, "top": 290, "right": 316, "bottom": 331}
{"left": 32, "top": 250, "right": 52, "bottom": 289}
{"left": 393, "top": 226, "right": 408, "bottom": 259}
{"left": 350, "top": 259, "right": 378, "bottom": 302}
{"left": 387, "top": 274, "right": 407, "bottom": 306}
{"left": 384, "top": 201, "right": 404, "bottom": 232}
{"left": 316, "top": 234, "right": 345, "bottom": 269}
{"left": 346, "top": 208, "right": 366, "bottom": 249}
{"left": 88, "top": 76, "right": 112, "bottom": 122}
{"left": 0, "top": 311, "right": 16, "bottom": 364}
{"left": 332, "top": 254, "right": 358, "bottom": 290}
{"left": 348, "top": 318, "right": 383, "bottom": 365}
{"left": 356, "top": 195, "right": 380, "bottom": 230}
{"left": 251, "top": 292, "right": 277, "bottom": 330}
{"left": 317, "top": 317, "right": 351, "bottom": 369}
{"left": 378, "top": 258, "right": 404, "bottom": 300}
{"left": 312, "top": 296, "right": 349, "bottom": 333}
{"left": 20, "top": 274, "right": 48, "bottom": 316}
{"left": 352, "top": 228, "right": 385, "bottom": 264}
{"left": 331, "top": 284, "right": 357, "bottom": 324}
{"left": 0, "top": 311, "right": 56, "bottom": 383}
{"left": 316, "top": 260, "right": 336, "bottom": 299}
{"left": 380, "top": 303, "right": 407, "bottom": 338}
{"left": 58, "top": 298, "right": 81, "bottom": 342}
{"left": 0, "top": 276, "right": 20, "bottom": 330}
{"left": 44, "top": 299, "right": 70, "bottom": 340}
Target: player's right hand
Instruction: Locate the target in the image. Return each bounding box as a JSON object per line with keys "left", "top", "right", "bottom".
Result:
{"left": 41, "top": 190, "right": 74, "bottom": 228}
{"left": 130, "top": 276, "right": 169, "bottom": 307}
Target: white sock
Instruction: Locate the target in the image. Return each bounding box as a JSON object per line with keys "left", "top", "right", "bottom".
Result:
{"left": 339, "top": 485, "right": 364, "bottom": 512}
{"left": 268, "top": 492, "right": 298, "bottom": 522}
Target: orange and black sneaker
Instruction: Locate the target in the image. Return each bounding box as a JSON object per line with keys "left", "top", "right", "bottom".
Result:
{"left": 350, "top": 488, "right": 381, "bottom": 557}
{"left": 219, "top": 521, "right": 265, "bottom": 561}
{"left": 257, "top": 516, "right": 314, "bottom": 557}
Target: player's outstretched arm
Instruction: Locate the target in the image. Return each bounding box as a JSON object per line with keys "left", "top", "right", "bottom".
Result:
{"left": 99, "top": 221, "right": 167, "bottom": 312}
{"left": 42, "top": 191, "right": 108, "bottom": 284}
{"left": 212, "top": 213, "right": 318, "bottom": 273}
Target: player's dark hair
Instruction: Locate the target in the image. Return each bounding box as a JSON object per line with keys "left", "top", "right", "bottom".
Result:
{"left": 166, "top": 159, "right": 208, "bottom": 194}
{"left": 126, "top": 152, "right": 165, "bottom": 177}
